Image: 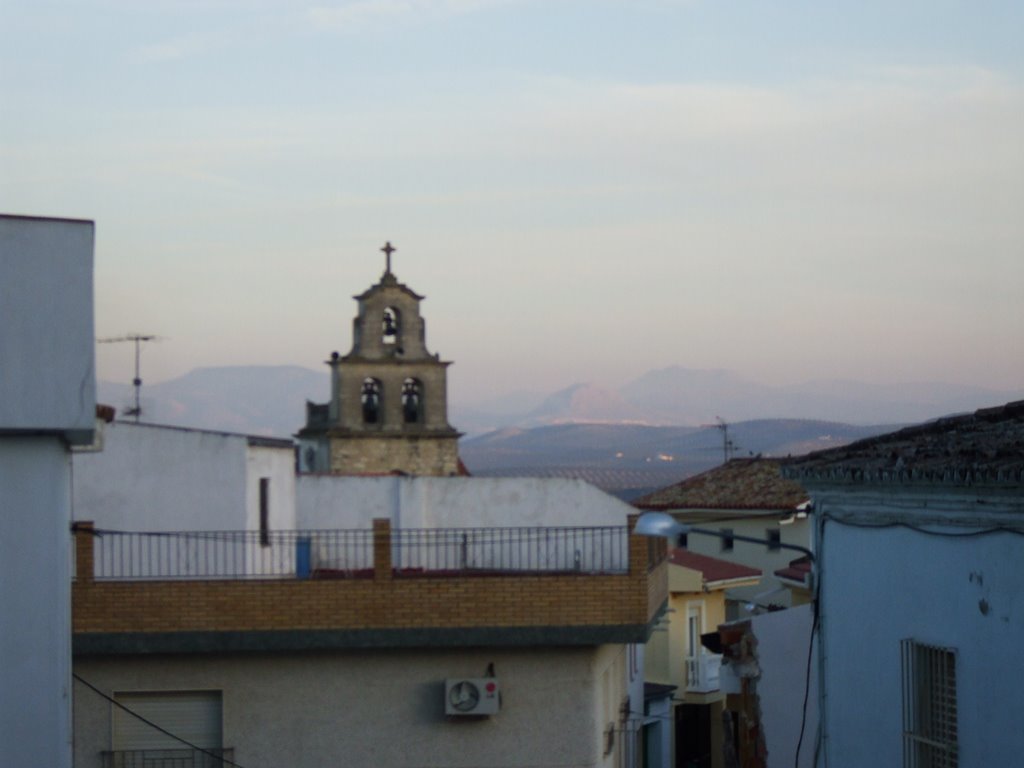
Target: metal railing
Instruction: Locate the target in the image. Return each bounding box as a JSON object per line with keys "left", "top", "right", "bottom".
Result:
{"left": 392, "top": 526, "right": 628, "bottom": 574}
{"left": 91, "top": 528, "right": 373, "bottom": 580}
{"left": 101, "top": 748, "right": 234, "bottom": 768}
{"left": 685, "top": 653, "right": 722, "bottom": 693}
{"left": 87, "top": 525, "right": 629, "bottom": 580}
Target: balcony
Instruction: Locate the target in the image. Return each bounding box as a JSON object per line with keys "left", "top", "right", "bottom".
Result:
{"left": 83, "top": 524, "right": 629, "bottom": 580}
{"left": 101, "top": 749, "right": 234, "bottom": 768}
{"left": 685, "top": 652, "right": 723, "bottom": 693}
{"left": 72, "top": 517, "right": 668, "bottom": 655}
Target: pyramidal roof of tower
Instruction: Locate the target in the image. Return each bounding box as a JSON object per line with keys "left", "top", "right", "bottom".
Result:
{"left": 354, "top": 271, "right": 424, "bottom": 301}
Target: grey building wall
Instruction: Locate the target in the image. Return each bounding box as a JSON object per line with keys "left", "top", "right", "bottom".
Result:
{"left": 75, "top": 645, "right": 627, "bottom": 768}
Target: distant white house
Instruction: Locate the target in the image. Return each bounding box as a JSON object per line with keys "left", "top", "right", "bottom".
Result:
{"left": 785, "top": 402, "right": 1024, "bottom": 767}
{"left": 634, "top": 458, "right": 812, "bottom": 615}
{"left": 0, "top": 214, "right": 96, "bottom": 768}
{"left": 73, "top": 421, "right": 296, "bottom": 533}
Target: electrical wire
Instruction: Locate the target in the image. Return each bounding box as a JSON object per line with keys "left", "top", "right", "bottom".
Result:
{"left": 793, "top": 534, "right": 821, "bottom": 768}
{"left": 819, "top": 514, "right": 1024, "bottom": 538}
{"left": 72, "top": 673, "right": 247, "bottom": 768}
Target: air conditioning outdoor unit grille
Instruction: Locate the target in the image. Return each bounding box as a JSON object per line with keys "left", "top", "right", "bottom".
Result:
{"left": 444, "top": 678, "right": 500, "bottom": 716}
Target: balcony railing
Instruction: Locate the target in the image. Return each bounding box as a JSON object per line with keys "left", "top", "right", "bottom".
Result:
{"left": 392, "top": 526, "right": 627, "bottom": 574}
{"left": 101, "top": 748, "right": 234, "bottom": 768}
{"left": 85, "top": 525, "right": 629, "bottom": 580}
{"left": 90, "top": 528, "right": 374, "bottom": 580}
{"left": 685, "top": 653, "right": 722, "bottom": 693}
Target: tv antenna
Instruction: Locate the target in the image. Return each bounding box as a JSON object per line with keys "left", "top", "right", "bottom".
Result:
{"left": 713, "top": 416, "right": 738, "bottom": 464}
{"left": 97, "top": 333, "right": 160, "bottom": 422}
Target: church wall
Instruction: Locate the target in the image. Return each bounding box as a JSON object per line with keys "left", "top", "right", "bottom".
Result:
{"left": 328, "top": 433, "right": 460, "bottom": 476}
{"left": 336, "top": 361, "right": 452, "bottom": 432}
{"left": 297, "top": 476, "right": 636, "bottom": 530}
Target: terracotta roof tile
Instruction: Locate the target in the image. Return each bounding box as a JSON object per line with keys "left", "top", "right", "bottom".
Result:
{"left": 633, "top": 458, "right": 809, "bottom": 511}
{"left": 668, "top": 548, "right": 762, "bottom": 585}
{"left": 784, "top": 400, "right": 1024, "bottom": 487}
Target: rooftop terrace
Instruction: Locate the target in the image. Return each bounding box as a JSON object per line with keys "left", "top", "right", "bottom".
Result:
{"left": 72, "top": 518, "right": 667, "bottom": 655}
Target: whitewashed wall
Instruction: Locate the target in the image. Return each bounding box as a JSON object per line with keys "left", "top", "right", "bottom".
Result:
{"left": 0, "top": 215, "right": 95, "bottom": 443}
{"left": 814, "top": 491, "right": 1024, "bottom": 767}
{"left": 73, "top": 423, "right": 251, "bottom": 531}
{"left": 0, "top": 440, "right": 74, "bottom": 768}
{"left": 0, "top": 214, "right": 96, "bottom": 768}
{"left": 297, "top": 475, "right": 635, "bottom": 529}
{"left": 750, "top": 603, "right": 818, "bottom": 768}
{"left": 245, "top": 443, "right": 297, "bottom": 533}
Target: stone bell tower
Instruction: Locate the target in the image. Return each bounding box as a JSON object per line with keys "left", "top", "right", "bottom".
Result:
{"left": 298, "top": 242, "right": 462, "bottom": 475}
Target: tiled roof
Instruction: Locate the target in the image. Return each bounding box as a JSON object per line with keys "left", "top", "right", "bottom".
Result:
{"left": 668, "top": 548, "right": 762, "bottom": 585}
{"left": 783, "top": 400, "right": 1024, "bottom": 487}
{"left": 774, "top": 556, "right": 812, "bottom": 586}
{"left": 632, "top": 458, "right": 809, "bottom": 511}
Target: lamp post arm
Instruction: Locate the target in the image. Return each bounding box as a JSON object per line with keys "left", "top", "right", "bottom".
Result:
{"left": 684, "top": 525, "right": 816, "bottom": 563}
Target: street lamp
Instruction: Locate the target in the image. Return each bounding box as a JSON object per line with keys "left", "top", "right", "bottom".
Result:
{"left": 633, "top": 511, "right": 816, "bottom": 563}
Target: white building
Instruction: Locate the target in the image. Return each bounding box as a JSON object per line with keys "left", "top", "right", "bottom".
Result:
{"left": 69, "top": 378, "right": 660, "bottom": 768}
{"left": 73, "top": 421, "right": 296, "bottom": 534}
{"left": 785, "top": 401, "right": 1024, "bottom": 767}
{"left": 0, "top": 214, "right": 96, "bottom": 768}
{"left": 634, "top": 458, "right": 812, "bottom": 614}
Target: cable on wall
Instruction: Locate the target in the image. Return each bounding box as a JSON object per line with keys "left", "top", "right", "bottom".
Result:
{"left": 72, "top": 673, "right": 248, "bottom": 768}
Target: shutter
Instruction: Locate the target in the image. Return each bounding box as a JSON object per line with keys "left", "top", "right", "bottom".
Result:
{"left": 113, "top": 691, "right": 222, "bottom": 750}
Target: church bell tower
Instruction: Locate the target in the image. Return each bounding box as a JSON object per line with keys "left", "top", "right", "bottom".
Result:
{"left": 298, "top": 242, "right": 462, "bottom": 475}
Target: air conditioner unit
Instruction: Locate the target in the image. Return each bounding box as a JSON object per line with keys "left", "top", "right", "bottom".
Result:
{"left": 445, "top": 678, "right": 500, "bottom": 716}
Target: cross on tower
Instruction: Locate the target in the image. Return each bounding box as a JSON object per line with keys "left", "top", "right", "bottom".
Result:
{"left": 381, "top": 241, "right": 396, "bottom": 273}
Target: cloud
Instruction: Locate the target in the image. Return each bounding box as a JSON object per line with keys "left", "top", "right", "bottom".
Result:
{"left": 306, "top": 0, "right": 515, "bottom": 29}
{"left": 134, "top": 34, "right": 209, "bottom": 62}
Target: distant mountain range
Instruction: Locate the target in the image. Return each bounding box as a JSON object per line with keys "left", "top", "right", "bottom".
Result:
{"left": 98, "top": 365, "right": 1020, "bottom": 498}
{"left": 99, "top": 363, "right": 1022, "bottom": 439}
{"left": 458, "top": 419, "right": 901, "bottom": 499}
{"left": 459, "top": 367, "right": 1022, "bottom": 434}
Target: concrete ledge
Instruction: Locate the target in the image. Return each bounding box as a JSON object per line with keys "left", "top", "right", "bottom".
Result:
{"left": 74, "top": 624, "right": 655, "bottom": 656}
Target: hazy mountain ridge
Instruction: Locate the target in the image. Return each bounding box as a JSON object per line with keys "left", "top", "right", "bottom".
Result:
{"left": 98, "top": 364, "right": 1022, "bottom": 439}
{"left": 96, "top": 364, "right": 1017, "bottom": 497}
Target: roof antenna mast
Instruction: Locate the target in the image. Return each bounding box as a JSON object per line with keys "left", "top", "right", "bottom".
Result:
{"left": 715, "top": 416, "right": 737, "bottom": 464}
{"left": 97, "top": 333, "right": 159, "bottom": 422}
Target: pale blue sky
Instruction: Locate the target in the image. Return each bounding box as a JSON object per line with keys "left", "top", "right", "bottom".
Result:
{"left": 3, "top": 1, "right": 1022, "bottom": 404}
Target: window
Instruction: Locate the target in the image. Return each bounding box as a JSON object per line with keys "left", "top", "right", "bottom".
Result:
{"left": 259, "top": 478, "right": 270, "bottom": 547}
{"left": 766, "top": 528, "right": 781, "bottom": 551}
{"left": 901, "top": 639, "right": 958, "bottom": 768}
{"left": 111, "top": 691, "right": 227, "bottom": 764}
{"left": 361, "top": 378, "right": 381, "bottom": 424}
{"left": 720, "top": 528, "right": 734, "bottom": 552}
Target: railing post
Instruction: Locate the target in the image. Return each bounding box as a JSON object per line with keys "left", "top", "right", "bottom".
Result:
{"left": 627, "top": 513, "right": 658, "bottom": 575}
{"left": 373, "top": 518, "right": 392, "bottom": 581}
{"left": 72, "top": 520, "right": 95, "bottom": 582}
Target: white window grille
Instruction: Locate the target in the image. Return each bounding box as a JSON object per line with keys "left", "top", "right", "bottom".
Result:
{"left": 901, "top": 639, "right": 958, "bottom": 768}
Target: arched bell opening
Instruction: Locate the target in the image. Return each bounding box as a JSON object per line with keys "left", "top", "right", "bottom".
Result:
{"left": 382, "top": 307, "right": 401, "bottom": 345}
{"left": 402, "top": 378, "right": 423, "bottom": 424}
{"left": 361, "top": 378, "right": 382, "bottom": 424}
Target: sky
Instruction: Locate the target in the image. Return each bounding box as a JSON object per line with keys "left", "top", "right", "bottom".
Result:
{"left": 3, "top": 0, "right": 1023, "bottom": 406}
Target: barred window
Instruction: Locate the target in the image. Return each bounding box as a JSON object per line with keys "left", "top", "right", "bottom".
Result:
{"left": 901, "top": 639, "right": 958, "bottom": 768}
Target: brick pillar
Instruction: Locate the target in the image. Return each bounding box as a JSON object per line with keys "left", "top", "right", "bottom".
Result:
{"left": 72, "top": 520, "right": 94, "bottom": 582}
{"left": 627, "top": 513, "right": 664, "bottom": 575}
{"left": 373, "top": 518, "right": 392, "bottom": 581}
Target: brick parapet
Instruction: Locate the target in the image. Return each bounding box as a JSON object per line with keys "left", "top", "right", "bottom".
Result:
{"left": 72, "top": 520, "right": 94, "bottom": 583}
{"left": 72, "top": 520, "right": 668, "bottom": 643}
{"left": 373, "top": 518, "right": 392, "bottom": 581}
